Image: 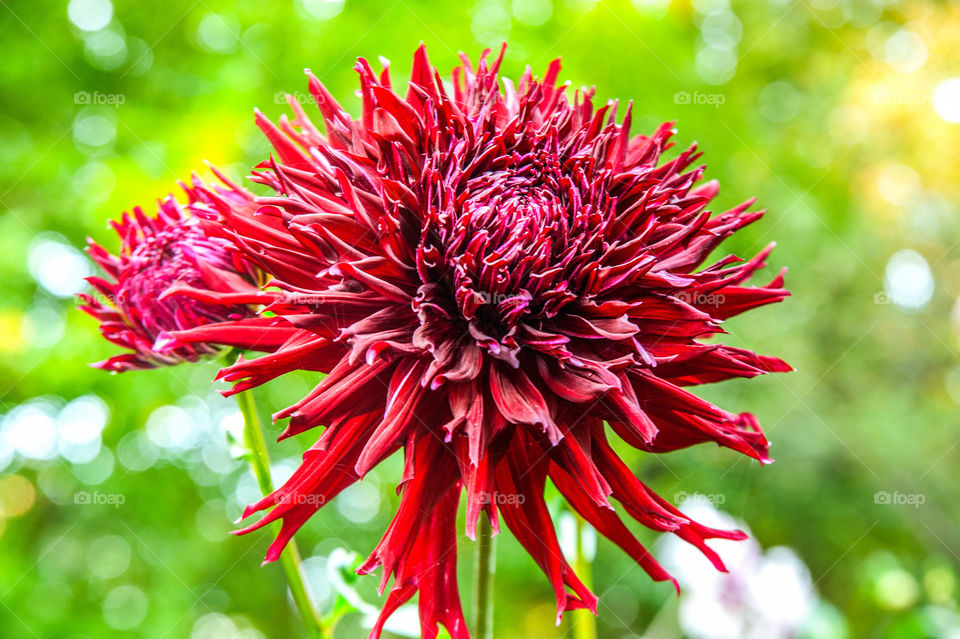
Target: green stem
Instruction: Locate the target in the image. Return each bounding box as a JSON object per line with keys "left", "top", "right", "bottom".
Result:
{"left": 474, "top": 515, "right": 495, "bottom": 639}
{"left": 237, "top": 389, "right": 326, "bottom": 639}
{"left": 572, "top": 514, "right": 597, "bottom": 639}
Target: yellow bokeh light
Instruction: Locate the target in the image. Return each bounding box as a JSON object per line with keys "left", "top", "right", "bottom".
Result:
{"left": 0, "top": 474, "right": 37, "bottom": 518}
{"left": 0, "top": 312, "right": 25, "bottom": 354}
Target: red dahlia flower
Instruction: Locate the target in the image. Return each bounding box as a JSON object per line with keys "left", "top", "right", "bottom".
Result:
{"left": 168, "top": 46, "right": 790, "bottom": 637}
{"left": 79, "top": 171, "right": 272, "bottom": 372}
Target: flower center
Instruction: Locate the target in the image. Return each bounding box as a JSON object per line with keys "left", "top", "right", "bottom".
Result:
{"left": 115, "top": 222, "right": 238, "bottom": 337}
{"left": 415, "top": 150, "right": 612, "bottom": 366}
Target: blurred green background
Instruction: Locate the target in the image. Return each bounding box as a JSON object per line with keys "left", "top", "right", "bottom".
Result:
{"left": 2, "top": 0, "right": 960, "bottom": 637}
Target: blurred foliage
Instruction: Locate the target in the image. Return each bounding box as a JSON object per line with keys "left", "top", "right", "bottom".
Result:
{"left": 1, "top": 0, "right": 960, "bottom": 637}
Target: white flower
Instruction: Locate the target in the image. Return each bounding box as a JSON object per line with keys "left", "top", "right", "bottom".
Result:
{"left": 661, "top": 496, "right": 816, "bottom": 639}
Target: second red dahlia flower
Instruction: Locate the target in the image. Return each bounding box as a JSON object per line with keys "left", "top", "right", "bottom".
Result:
{"left": 169, "top": 46, "right": 790, "bottom": 638}
{"left": 80, "top": 171, "right": 272, "bottom": 372}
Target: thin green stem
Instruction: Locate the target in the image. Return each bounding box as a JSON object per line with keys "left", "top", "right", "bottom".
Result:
{"left": 474, "top": 515, "right": 495, "bottom": 639}
{"left": 572, "top": 513, "right": 597, "bottom": 639}
{"left": 236, "top": 390, "right": 273, "bottom": 495}
{"left": 236, "top": 389, "right": 326, "bottom": 639}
